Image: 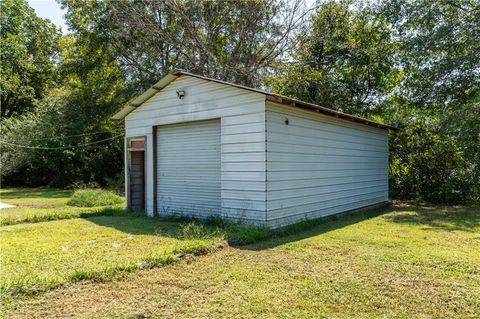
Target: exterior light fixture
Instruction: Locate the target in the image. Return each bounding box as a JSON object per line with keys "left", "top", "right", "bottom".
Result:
{"left": 176, "top": 90, "right": 186, "bottom": 99}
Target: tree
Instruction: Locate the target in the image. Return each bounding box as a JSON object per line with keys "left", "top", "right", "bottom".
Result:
{"left": 59, "top": 0, "right": 309, "bottom": 89}
{"left": 2, "top": 0, "right": 478, "bottom": 204}
{"left": 267, "top": 1, "right": 400, "bottom": 116}
{"left": 0, "top": 0, "right": 60, "bottom": 119}
{"left": 383, "top": 0, "right": 480, "bottom": 111}
{"left": 0, "top": 34, "right": 127, "bottom": 188}
{"left": 382, "top": 0, "right": 480, "bottom": 204}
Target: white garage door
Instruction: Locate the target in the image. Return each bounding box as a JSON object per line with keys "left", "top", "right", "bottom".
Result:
{"left": 156, "top": 119, "right": 221, "bottom": 217}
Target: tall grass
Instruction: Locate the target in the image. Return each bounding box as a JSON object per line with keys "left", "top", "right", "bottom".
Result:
{"left": 67, "top": 189, "right": 124, "bottom": 207}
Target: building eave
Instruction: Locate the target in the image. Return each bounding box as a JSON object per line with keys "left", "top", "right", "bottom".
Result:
{"left": 111, "top": 70, "right": 396, "bottom": 131}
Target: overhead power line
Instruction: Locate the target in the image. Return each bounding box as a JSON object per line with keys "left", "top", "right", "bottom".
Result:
{"left": 24, "top": 129, "right": 124, "bottom": 141}
{"left": 0, "top": 134, "right": 124, "bottom": 150}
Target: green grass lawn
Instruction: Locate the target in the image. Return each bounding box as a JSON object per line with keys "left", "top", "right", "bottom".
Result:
{"left": 1, "top": 189, "right": 479, "bottom": 318}
{"left": 6, "top": 205, "right": 480, "bottom": 319}
{"left": 0, "top": 188, "right": 126, "bottom": 226}
{"left": 0, "top": 188, "right": 258, "bottom": 306}
{"left": 0, "top": 216, "right": 224, "bottom": 297}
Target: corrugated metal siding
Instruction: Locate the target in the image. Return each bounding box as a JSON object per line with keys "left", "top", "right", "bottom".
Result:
{"left": 156, "top": 120, "right": 221, "bottom": 217}
{"left": 125, "top": 76, "right": 266, "bottom": 222}
{"left": 266, "top": 102, "right": 388, "bottom": 228}
{"left": 125, "top": 75, "right": 389, "bottom": 227}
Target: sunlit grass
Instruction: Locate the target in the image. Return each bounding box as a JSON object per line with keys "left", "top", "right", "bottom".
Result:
{"left": 2, "top": 188, "right": 479, "bottom": 318}
{"left": 0, "top": 188, "right": 265, "bottom": 303}
{"left": 67, "top": 189, "right": 124, "bottom": 207}
{"left": 6, "top": 205, "right": 480, "bottom": 319}
{"left": 0, "top": 188, "right": 126, "bottom": 225}
{"left": 0, "top": 216, "right": 224, "bottom": 297}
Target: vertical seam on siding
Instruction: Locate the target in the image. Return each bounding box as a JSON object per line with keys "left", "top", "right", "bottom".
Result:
{"left": 153, "top": 126, "right": 157, "bottom": 215}
{"left": 265, "top": 99, "right": 268, "bottom": 224}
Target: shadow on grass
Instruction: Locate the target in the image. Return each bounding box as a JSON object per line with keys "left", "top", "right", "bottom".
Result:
{"left": 384, "top": 206, "right": 480, "bottom": 232}
{"left": 87, "top": 203, "right": 480, "bottom": 250}
{"left": 85, "top": 203, "right": 479, "bottom": 251}
{"left": 84, "top": 211, "right": 187, "bottom": 237}
{"left": 85, "top": 210, "right": 233, "bottom": 242}
{"left": 85, "top": 206, "right": 395, "bottom": 248}
{"left": 241, "top": 205, "right": 393, "bottom": 251}
{"left": 86, "top": 211, "right": 273, "bottom": 245}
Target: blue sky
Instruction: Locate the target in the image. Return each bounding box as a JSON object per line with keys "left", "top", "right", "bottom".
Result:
{"left": 27, "top": 0, "right": 68, "bottom": 33}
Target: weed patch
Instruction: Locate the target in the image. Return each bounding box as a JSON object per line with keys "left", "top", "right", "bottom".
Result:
{"left": 226, "top": 226, "right": 269, "bottom": 245}
{"left": 178, "top": 221, "right": 221, "bottom": 240}
{"left": 67, "top": 189, "right": 124, "bottom": 207}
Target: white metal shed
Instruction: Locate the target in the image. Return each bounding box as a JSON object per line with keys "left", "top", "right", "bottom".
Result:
{"left": 113, "top": 71, "right": 393, "bottom": 228}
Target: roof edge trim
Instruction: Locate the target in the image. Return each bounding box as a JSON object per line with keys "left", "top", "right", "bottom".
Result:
{"left": 111, "top": 73, "right": 179, "bottom": 120}
{"left": 111, "top": 70, "right": 396, "bottom": 131}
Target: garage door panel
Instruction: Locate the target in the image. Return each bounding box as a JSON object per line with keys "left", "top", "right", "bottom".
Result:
{"left": 156, "top": 120, "right": 221, "bottom": 217}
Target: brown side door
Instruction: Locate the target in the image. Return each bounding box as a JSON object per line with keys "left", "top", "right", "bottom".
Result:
{"left": 129, "top": 150, "right": 145, "bottom": 211}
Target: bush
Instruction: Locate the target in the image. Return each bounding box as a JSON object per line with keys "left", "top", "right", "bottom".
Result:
{"left": 67, "top": 189, "right": 124, "bottom": 207}
{"left": 389, "top": 121, "right": 479, "bottom": 204}
{"left": 0, "top": 94, "right": 124, "bottom": 188}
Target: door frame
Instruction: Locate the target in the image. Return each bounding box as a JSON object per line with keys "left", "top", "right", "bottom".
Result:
{"left": 127, "top": 136, "right": 146, "bottom": 211}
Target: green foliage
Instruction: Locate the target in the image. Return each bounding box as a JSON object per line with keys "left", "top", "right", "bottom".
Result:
{"left": 178, "top": 221, "right": 221, "bottom": 240}
{"left": 268, "top": 1, "right": 400, "bottom": 116}
{"left": 383, "top": 0, "right": 480, "bottom": 109}
{"left": 0, "top": 32, "right": 126, "bottom": 188}
{"left": 59, "top": 0, "right": 306, "bottom": 88}
{"left": 382, "top": 0, "right": 480, "bottom": 204}
{"left": 67, "top": 189, "right": 124, "bottom": 207}
{"left": 105, "top": 171, "right": 125, "bottom": 195}
{"left": 389, "top": 119, "right": 478, "bottom": 204}
{"left": 0, "top": 0, "right": 60, "bottom": 118}
{"left": 0, "top": 93, "right": 124, "bottom": 187}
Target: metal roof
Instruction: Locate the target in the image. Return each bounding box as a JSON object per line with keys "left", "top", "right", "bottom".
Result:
{"left": 112, "top": 70, "right": 395, "bottom": 130}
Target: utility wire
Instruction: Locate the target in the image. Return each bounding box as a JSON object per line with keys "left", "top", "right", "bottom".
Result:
{"left": 0, "top": 134, "right": 124, "bottom": 150}
{"left": 18, "top": 129, "right": 124, "bottom": 141}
